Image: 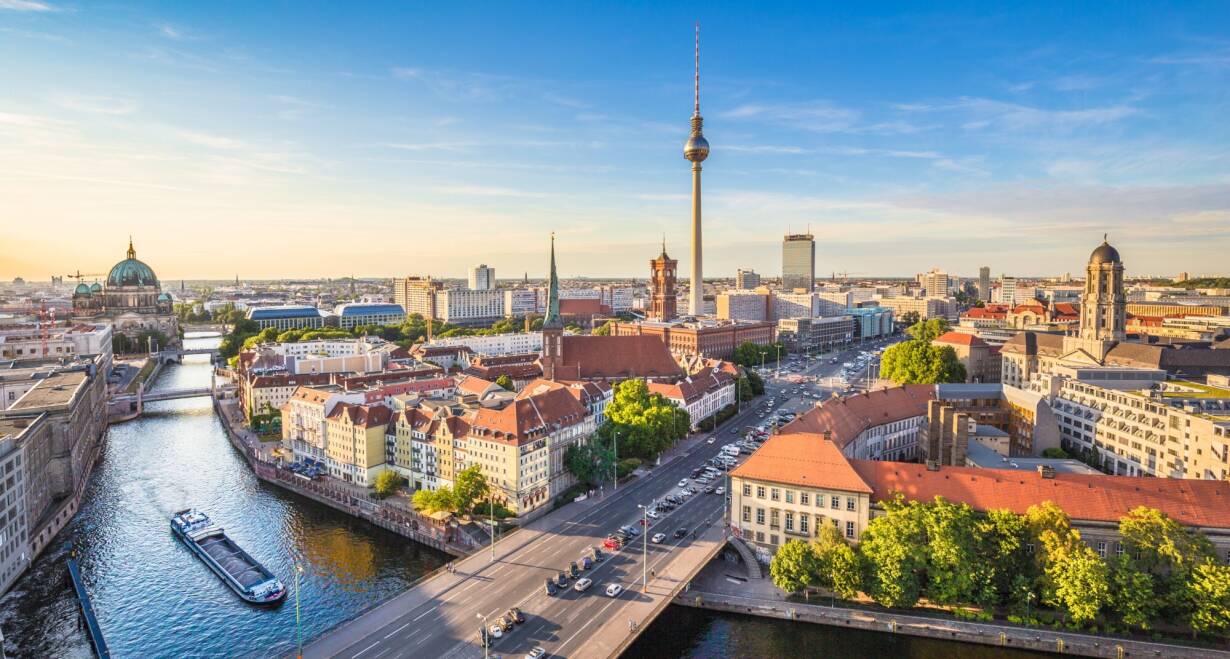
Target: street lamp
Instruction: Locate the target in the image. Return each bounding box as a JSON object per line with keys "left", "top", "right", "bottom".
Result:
{"left": 637, "top": 504, "right": 649, "bottom": 590}
{"left": 476, "top": 612, "right": 490, "bottom": 659}
{"left": 291, "top": 555, "right": 305, "bottom": 659}
{"left": 612, "top": 430, "right": 619, "bottom": 493}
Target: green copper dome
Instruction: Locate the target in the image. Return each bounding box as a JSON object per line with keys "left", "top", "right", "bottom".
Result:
{"left": 89, "top": 282, "right": 102, "bottom": 293}
{"left": 106, "top": 239, "right": 159, "bottom": 287}
{"left": 74, "top": 282, "right": 91, "bottom": 295}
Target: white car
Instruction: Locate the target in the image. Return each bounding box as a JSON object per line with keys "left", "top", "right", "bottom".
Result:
{"left": 605, "top": 583, "right": 624, "bottom": 597}
{"left": 651, "top": 532, "right": 667, "bottom": 543}
{"left": 646, "top": 509, "right": 660, "bottom": 520}
{"left": 715, "top": 486, "right": 726, "bottom": 495}
{"left": 573, "top": 577, "right": 593, "bottom": 592}
{"left": 489, "top": 625, "right": 504, "bottom": 639}
{"left": 706, "top": 437, "right": 715, "bottom": 444}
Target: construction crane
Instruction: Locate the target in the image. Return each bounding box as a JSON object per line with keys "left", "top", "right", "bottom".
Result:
{"left": 66, "top": 270, "right": 105, "bottom": 283}
{"left": 832, "top": 271, "right": 865, "bottom": 283}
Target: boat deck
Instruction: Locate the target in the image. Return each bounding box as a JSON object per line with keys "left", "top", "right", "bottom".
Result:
{"left": 198, "top": 534, "right": 267, "bottom": 589}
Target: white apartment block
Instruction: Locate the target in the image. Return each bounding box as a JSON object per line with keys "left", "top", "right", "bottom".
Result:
{"left": 0, "top": 323, "right": 112, "bottom": 367}
{"left": 427, "top": 332, "right": 543, "bottom": 356}
{"left": 469, "top": 264, "right": 495, "bottom": 291}
{"left": 437, "top": 289, "right": 505, "bottom": 325}
{"left": 503, "top": 289, "right": 539, "bottom": 317}
{"left": 716, "top": 292, "right": 769, "bottom": 322}
{"left": 281, "top": 386, "right": 366, "bottom": 464}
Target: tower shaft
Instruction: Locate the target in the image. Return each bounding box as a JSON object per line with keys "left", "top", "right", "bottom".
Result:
{"left": 689, "top": 163, "right": 703, "bottom": 316}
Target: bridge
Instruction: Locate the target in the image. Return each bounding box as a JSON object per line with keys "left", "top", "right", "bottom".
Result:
{"left": 111, "top": 387, "right": 212, "bottom": 404}
{"left": 154, "top": 347, "right": 220, "bottom": 364}
{"left": 303, "top": 398, "right": 773, "bottom": 659}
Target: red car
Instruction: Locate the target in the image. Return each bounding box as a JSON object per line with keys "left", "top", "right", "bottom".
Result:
{"left": 603, "top": 537, "right": 621, "bottom": 550}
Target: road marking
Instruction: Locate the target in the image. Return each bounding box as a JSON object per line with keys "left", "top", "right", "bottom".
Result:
{"left": 353, "top": 641, "right": 380, "bottom": 658}
{"left": 384, "top": 621, "right": 411, "bottom": 639}
{"left": 413, "top": 606, "right": 437, "bottom": 622}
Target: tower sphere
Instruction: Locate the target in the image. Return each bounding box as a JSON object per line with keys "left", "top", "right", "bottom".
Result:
{"left": 684, "top": 132, "right": 709, "bottom": 162}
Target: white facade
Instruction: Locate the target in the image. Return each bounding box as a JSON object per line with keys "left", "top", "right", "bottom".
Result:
{"left": 437, "top": 289, "right": 504, "bottom": 325}
{"left": 503, "top": 289, "right": 539, "bottom": 317}
{"left": 469, "top": 264, "right": 495, "bottom": 291}
{"left": 427, "top": 332, "right": 543, "bottom": 356}
{"left": 842, "top": 414, "right": 927, "bottom": 462}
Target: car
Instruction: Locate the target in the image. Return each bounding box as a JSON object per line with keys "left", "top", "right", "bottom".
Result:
{"left": 622, "top": 524, "right": 640, "bottom": 536}
{"left": 677, "top": 479, "right": 689, "bottom": 488}
{"left": 603, "top": 537, "right": 621, "bottom": 550}
{"left": 646, "top": 509, "right": 660, "bottom": 520}
{"left": 690, "top": 468, "right": 702, "bottom": 478}
{"left": 489, "top": 625, "right": 504, "bottom": 639}
{"left": 703, "top": 485, "right": 716, "bottom": 494}
{"left": 605, "top": 583, "right": 624, "bottom": 597}
{"left": 581, "top": 555, "right": 593, "bottom": 570}
{"left": 526, "top": 648, "right": 546, "bottom": 659}
{"left": 509, "top": 607, "right": 525, "bottom": 624}
{"left": 569, "top": 561, "right": 581, "bottom": 578}
{"left": 707, "top": 437, "right": 716, "bottom": 443}
{"left": 651, "top": 532, "right": 667, "bottom": 543}
{"left": 498, "top": 616, "right": 514, "bottom": 632}
{"left": 674, "top": 527, "right": 688, "bottom": 539}
{"left": 573, "top": 577, "right": 593, "bottom": 592}
{"left": 480, "top": 630, "right": 493, "bottom": 648}
{"left": 545, "top": 578, "right": 558, "bottom": 595}
{"left": 556, "top": 572, "right": 569, "bottom": 587}
{"left": 715, "top": 486, "right": 726, "bottom": 495}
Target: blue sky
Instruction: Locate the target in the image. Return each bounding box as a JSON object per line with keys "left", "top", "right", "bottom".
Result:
{"left": 2, "top": 1, "right": 1228, "bottom": 280}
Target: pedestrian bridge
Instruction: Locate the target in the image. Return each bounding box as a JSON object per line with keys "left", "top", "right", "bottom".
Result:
{"left": 155, "top": 347, "right": 220, "bottom": 364}
{"left": 111, "top": 387, "right": 212, "bottom": 404}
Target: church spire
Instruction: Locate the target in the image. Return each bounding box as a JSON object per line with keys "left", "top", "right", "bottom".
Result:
{"left": 543, "top": 233, "right": 561, "bottom": 328}
{"left": 127, "top": 236, "right": 136, "bottom": 260}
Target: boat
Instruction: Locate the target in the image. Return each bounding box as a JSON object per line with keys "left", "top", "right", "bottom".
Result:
{"left": 171, "top": 509, "right": 287, "bottom": 604}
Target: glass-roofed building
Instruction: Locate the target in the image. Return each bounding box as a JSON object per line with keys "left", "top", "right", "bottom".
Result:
{"left": 332, "top": 303, "right": 406, "bottom": 330}
{"left": 246, "top": 305, "right": 326, "bottom": 331}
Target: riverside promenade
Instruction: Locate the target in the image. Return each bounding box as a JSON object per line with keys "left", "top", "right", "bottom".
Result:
{"left": 212, "top": 395, "right": 474, "bottom": 557}
{"left": 677, "top": 556, "right": 1230, "bottom": 659}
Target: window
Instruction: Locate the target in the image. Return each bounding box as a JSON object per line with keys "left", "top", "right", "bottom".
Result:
{"left": 846, "top": 497, "right": 856, "bottom": 511}
{"left": 743, "top": 483, "right": 752, "bottom": 496}
{"left": 755, "top": 531, "right": 764, "bottom": 543}
{"left": 799, "top": 515, "right": 809, "bottom": 535}
{"left": 742, "top": 506, "right": 750, "bottom": 523}
{"left": 831, "top": 496, "right": 840, "bottom": 509}
{"left": 756, "top": 508, "right": 765, "bottom": 525}
{"left": 1096, "top": 541, "right": 1107, "bottom": 558}
{"left": 785, "top": 490, "right": 794, "bottom": 504}
{"left": 756, "top": 486, "right": 766, "bottom": 499}
{"left": 845, "top": 521, "right": 855, "bottom": 538}
{"left": 770, "top": 510, "right": 779, "bottom": 528}
{"left": 800, "top": 492, "right": 810, "bottom": 506}
{"left": 770, "top": 488, "right": 780, "bottom": 502}
{"left": 1116, "top": 543, "right": 1125, "bottom": 557}
{"left": 785, "top": 512, "right": 794, "bottom": 532}
{"left": 770, "top": 534, "right": 779, "bottom": 546}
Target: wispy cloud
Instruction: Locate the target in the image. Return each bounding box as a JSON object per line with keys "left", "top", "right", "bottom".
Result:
{"left": 391, "top": 67, "right": 520, "bottom": 102}
{"left": 0, "top": 111, "right": 65, "bottom": 129}
{"left": 543, "top": 92, "right": 589, "bottom": 109}
{"left": 633, "top": 193, "right": 688, "bottom": 202}
{"left": 435, "top": 185, "right": 556, "bottom": 199}
{"left": 155, "top": 23, "right": 185, "bottom": 39}
{"left": 381, "top": 141, "right": 473, "bottom": 152}
{"left": 0, "top": 0, "right": 57, "bottom": 11}
{"left": 1149, "top": 48, "right": 1230, "bottom": 68}
{"left": 50, "top": 93, "right": 139, "bottom": 116}
{"left": 725, "top": 144, "right": 810, "bottom": 155}
{"left": 178, "top": 130, "right": 245, "bottom": 149}
{"left": 719, "top": 101, "right": 859, "bottom": 133}
{"left": 900, "top": 97, "right": 1139, "bottom": 132}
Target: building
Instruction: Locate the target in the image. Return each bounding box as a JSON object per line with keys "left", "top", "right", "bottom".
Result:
{"left": 683, "top": 29, "right": 710, "bottom": 317}
{"left": 392, "top": 277, "right": 443, "bottom": 320}
{"left": 0, "top": 322, "right": 113, "bottom": 367}
{"left": 246, "top": 305, "right": 326, "bottom": 331}
{"left": 609, "top": 319, "right": 775, "bottom": 361}
{"left": 921, "top": 269, "right": 950, "bottom": 297}
{"left": 281, "top": 385, "right": 366, "bottom": 466}
{"left": 736, "top": 269, "right": 761, "bottom": 290}
{"left": 647, "top": 366, "right": 736, "bottom": 429}
{"left": 468, "top": 264, "right": 495, "bottom": 291}
{"left": 428, "top": 332, "right": 543, "bottom": 356}
{"left": 1126, "top": 301, "right": 1227, "bottom": 318}
{"left": 978, "top": 266, "right": 991, "bottom": 302}
{"left": 932, "top": 331, "right": 1001, "bottom": 383}
{"left": 920, "top": 383, "right": 1060, "bottom": 465}
{"left": 242, "top": 337, "right": 397, "bottom": 375}
{"left": 715, "top": 291, "right": 769, "bottom": 322}
{"left": 0, "top": 359, "right": 107, "bottom": 596}
{"left": 70, "top": 239, "right": 178, "bottom": 344}
{"left": 1080, "top": 239, "right": 1126, "bottom": 343}
{"left": 875, "top": 296, "right": 953, "bottom": 321}
{"left": 731, "top": 433, "right": 1230, "bottom": 560}
{"left": 323, "top": 403, "right": 392, "bottom": 485}
{"left": 781, "top": 384, "right": 935, "bottom": 461}
{"left": 847, "top": 307, "right": 894, "bottom": 340}
{"left": 503, "top": 289, "right": 539, "bottom": 318}
{"left": 997, "top": 275, "right": 1018, "bottom": 306}
{"left": 782, "top": 233, "right": 816, "bottom": 292}
{"left": 436, "top": 289, "right": 504, "bottom": 326}
{"left": 333, "top": 303, "right": 406, "bottom": 330}
{"left": 648, "top": 244, "right": 679, "bottom": 322}
{"left": 776, "top": 316, "right": 855, "bottom": 354}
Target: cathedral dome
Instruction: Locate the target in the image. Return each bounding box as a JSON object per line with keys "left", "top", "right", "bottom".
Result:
{"left": 1089, "top": 239, "right": 1121, "bottom": 265}
{"left": 158, "top": 292, "right": 172, "bottom": 301}
{"left": 89, "top": 282, "right": 102, "bottom": 293}
{"left": 106, "top": 239, "right": 159, "bottom": 287}
{"left": 74, "top": 283, "right": 90, "bottom": 295}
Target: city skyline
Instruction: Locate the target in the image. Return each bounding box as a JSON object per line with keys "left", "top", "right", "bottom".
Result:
{"left": 3, "top": 2, "right": 1229, "bottom": 280}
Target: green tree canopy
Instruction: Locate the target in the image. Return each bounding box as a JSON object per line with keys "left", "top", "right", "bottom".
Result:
{"left": 1048, "top": 541, "right": 1111, "bottom": 624}
{"left": 770, "top": 539, "right": 818, "bottom": 594}
{"left": 811, "top": 524, "right": 862, "bottom": 599}
{"left": 859, "top": 497, "right": 928, "bottom": 608}
{"left": 1110, "top": 554, "right": 1157, "bottom": 631}
{"left": 879, "top": 338, "right": 966, "bottom": 385}
{"left": 564, "top": 440, "right": 615, "bottom": 487}
{"left": 373, "top": 470, "right": 404, "bottom": 499}
{"left": 905, "top": 318, "right": 950, "bottom": 342}
{"left": 452, "top": 465, "right": 490, "bottom": 515}
{"left": 495, "top": 375, "right": 514, "bottom": 391}
{"left": 598, "top": 379, "right": 690, "bottom": 460}
{"left": 1187, "top": 562, "right": 1230, "bottom": 637}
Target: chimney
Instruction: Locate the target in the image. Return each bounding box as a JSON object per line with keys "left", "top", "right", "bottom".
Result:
{"left": 1037, "top": 464, "right": 1056, "bottom": 479}
{"left": 925, "top": 459, "right": 941, "bottom": 472}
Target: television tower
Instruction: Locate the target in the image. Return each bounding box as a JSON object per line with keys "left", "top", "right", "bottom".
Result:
{"left": 683, "top": 22, "right": 710, "bottom": 317}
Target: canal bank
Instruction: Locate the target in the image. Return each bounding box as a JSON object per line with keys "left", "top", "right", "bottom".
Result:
{"left": 0, "top": 334, "right": 450, "bottom": 658}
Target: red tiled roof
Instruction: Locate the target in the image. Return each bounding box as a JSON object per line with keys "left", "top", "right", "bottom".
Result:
{"left": 731, "top": 434, "right": 873, "bottom": 493}
{"left": 933, "top": 331, "right": 987, "bottom": 347}
{"left": 456, "top": 374, "right": 499, "bottom": 396}
{"left": 962, "top": 306, "right": 1008, "bottom": 320}
{"left": 850, "top": 460, "right": 1230, "bottom": 529}
{"left": 464, "top": 362, "right": 544, "bottom": 381}
{"left": 551, "top": 335, "right": 683, "bottom": 381}
{"left": 325, "top": 402, "right": 392, "bottom": 428}
{"left": 781, "top": 384, "right": 935, "bottom": 450}
{"left": 470, "top": 386, "right": 588, "bottom": 444}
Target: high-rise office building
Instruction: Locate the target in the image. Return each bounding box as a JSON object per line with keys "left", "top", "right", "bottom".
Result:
{"left": 782, "top": 233, "right": 816, "bottom": 292}
{"left": 978, "top": 266, "right": 991, "bottom": 302}
{"left": 999, "top": 275, "right": 1017, "bottom": 306}
{"left": 468, "top": 264, "right": 495, "bottom": 291}
{"left": 921, "top": 269, "right": 950, "bottom": 297}
{"left": 735, "top": 268, "right": 761, "bottom": 290}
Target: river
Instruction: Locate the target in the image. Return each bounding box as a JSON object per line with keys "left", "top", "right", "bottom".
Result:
{"left": 0, "top": 334, "right": 448, "bottom": 658}
{"left": 1, "top": 333, "right": 1045, "bottom": 658}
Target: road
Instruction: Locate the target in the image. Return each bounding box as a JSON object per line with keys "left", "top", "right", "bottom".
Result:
{"left": 306, "top": 338, "right": 901, "bottom": 659}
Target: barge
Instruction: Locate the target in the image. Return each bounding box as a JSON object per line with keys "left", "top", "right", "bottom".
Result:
{"left": 171, "top": 509, "right": 286, "bottom": 604}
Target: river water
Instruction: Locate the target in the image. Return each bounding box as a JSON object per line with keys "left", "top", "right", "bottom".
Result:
{"left": 0, "top": 334, "right": 448, "bottom": 658}
{"left": 1, "top": 333, "right": 1046, "bottom": 658}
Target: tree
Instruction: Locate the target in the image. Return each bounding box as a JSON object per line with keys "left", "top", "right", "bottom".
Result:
{"left": 452, "top": 465, "right": 490, "bottom": 515}
{"left": 973, "top": 508, "right": 1034, "bottom": 606}
{"left": 600, "top": 379, "right": 690, "bottom": 460}
{"left": 495, "top": 375, "right": 514, "bottom": 391}
{"left": 905, "top": 318, "right": 950, "bottom": 342}
{"left": 1041, "top": 447, "right": 1070, "bottom": 459}
{"left": 879, "top": 338, "right": 966, "bottom": 384}
{"left": 592, "top": 321, "right": 612, "bottom": 336}
{"left": 1109, "top": 554, "right": 1157, "bottom": 631}
{"left": 412, "top": 487, "right": 456, "bottom": 515}
{"left": 736, "top": 376, "right": 753, "bottom": 402}
{"left": 1187, "top": 562, "right": 1230, "bottom": 637}
{"left": 1048, "top": 542, "right": 1111, "bottom": 625}
{"left": 732, "top": 341, "right": 762, "bottom": 367}
{"left": 744, "top": 369, "right": 765, "bottom": 396}
{"left": 920, "top": 497, "right": 981, "bottom": 605}
{"left": 1026, "top": 501, "right": 1081, "bottom": 608}
{"left": 812, "top": 524, "right": 861, "bottom": 599}
{"left": 1119, "top": 506, "right": 1216, "bottom": 619}
{"left": 858, "top": 497, "right": 928, "bottom": 608}
{"left": 564, "top": 441, "right": 615, "bottom": 487}
{"left": 373, "top": 470, "right": 404, "bottom": 499}
{"left": 897, "top": 311, "right": 920, "bottom": 328}
{"left": 770, "top": 539, "right": 818, "bottom": 594}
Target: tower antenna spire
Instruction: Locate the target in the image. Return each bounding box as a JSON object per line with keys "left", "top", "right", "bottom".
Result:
{"left": 694, "top": 22, "right": 701, "bottom": 117}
